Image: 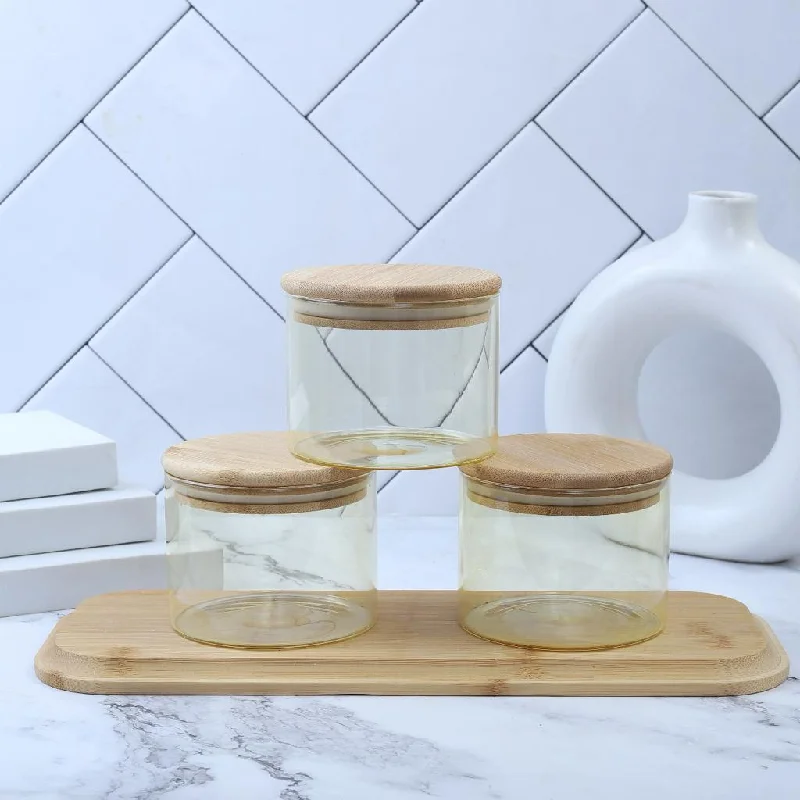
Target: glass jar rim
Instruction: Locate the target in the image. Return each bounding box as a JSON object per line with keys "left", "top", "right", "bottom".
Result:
{"left": 166, "top": 471, "right": 368, "bottom": 499}
{"left": 289, "top": 295, "right": 496, "bottom": 331}
{"left": 463, "top": 473, "right": 668, "bottom": 502}
{"left": 286, "top": 293, "right": 499, "bottom": 308}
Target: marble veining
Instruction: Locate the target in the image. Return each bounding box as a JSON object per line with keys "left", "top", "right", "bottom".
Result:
{"left": 1, "top": 518, "right": 798, "bottom": 800}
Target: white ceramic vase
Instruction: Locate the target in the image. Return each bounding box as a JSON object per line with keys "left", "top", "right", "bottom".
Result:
{"left": 545, "top": 190, "right": 800, "bottom": 563}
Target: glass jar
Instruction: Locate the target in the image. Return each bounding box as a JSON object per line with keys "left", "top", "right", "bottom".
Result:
{"left": 459, "top": 434, "right": 672, "bottom": 650}
{"left": 163, "top": 432, "right": 376, "bottom": 649}
{"left": 281, "top": 263, "right": 501, "bottom": 470}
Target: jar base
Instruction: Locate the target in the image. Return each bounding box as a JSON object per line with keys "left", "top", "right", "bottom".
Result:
{"left": 173, "top": 592, "right": 374, "bottom": 649}
{"left": 461, "top": 593, "right": 664, "bottom": 650}
{"left": 293, "top": 428, "right": 494, "bottom": 469}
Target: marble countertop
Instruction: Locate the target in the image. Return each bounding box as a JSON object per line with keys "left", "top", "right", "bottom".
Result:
{"left": 1, "top": 518, "right": 798, "bottom": 800}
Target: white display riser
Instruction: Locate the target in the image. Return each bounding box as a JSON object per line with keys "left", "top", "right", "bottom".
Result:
{"left": 0, "top": 411, "right": 117, "bottom": 502}
{"left": 0, "top": 541, "right": 167, "bottom": 617}
{"left": 0, "top": 486, "right": 156, "bottom": 558}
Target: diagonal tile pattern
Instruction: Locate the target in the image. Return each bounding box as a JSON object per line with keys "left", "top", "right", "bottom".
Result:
{"left": 0, "top": 0, "right": 188, "bottom": 200}
{"left": 311, "top": 0, "right": 643, "bottom": 224}
{"left": 1, "top": 1, "right": 798, "bottom": 512}
{"left": 766, "top": 84, "right": 800, "bottom": 158}
{"left": 394, "top": 122, "right": 639, "bottom": 365}
{"left": 538, "top": 11, "right": 800, "bottom": 259}
{"left": 86, "top": 12, "right": 413, "bottom": 311}
{"left": 190, "top": 0, "right": 415, "bottom": 114}
{"left": 646, "top": 0, "right": 800, "bottom": 116}
{"left": 0, "top": 125, "right": 189, "bottom": 411}
{"left": 92, "top": 237, "right": 287, "bottom": 441}
{"left": 24, "top": 348, "right": 180, "bottom": 493}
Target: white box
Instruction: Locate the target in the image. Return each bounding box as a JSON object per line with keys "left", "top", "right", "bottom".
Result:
{"left": 0, "top": 411, "right": 117, "bottom": 502}
{"left": 0, "top": 486, "right": 156, "bottom": 558}
{"left": 0, "top": 539, "right": 224, "bottom": 617}
{"left": 0, "top": 541, "right": 167, "bottom": 617}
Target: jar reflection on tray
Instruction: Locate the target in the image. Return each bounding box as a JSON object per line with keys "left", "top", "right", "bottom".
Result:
{"left": 163, "top": 432, "right": 376, "bottom": 649}
{"left": 281, "top": 263, "right": 501, "bottom": 470}
{"left": 458, "top": 434, "right": 673, "bottom": 650}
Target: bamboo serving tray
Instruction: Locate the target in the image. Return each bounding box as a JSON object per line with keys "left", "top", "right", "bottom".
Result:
{"left": 34, "top": 590, "right": 789, "bottom": 697}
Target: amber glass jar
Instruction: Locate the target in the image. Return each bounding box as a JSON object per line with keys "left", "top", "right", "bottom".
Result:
{"left": 459, "top": 434, "right": 672, "bottom": 650}
{"left": 281, "top": 263, "right": 501, "bottom": 470}
{"left": 163, "top": 432, "right": 376, "bottom": 649}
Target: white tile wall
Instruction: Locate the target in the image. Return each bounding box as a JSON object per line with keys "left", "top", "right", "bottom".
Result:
{"left": 498, "top": 348, "right": 548, "bottom": 437}
{"left": 1, "top": 1, "right": 798, "bottom": 513}
{"left": 394, "top": 122, "right": 639, "bottom": 365}
{"left": 646, "top": 0, "right": 800, "bottom": 115}
{"left": 0, "top": 125, "right": 188, "bottom": 411}
{"left": 190, "top": 0, "right": 415, "bottom": 114}
{"left": 86, "top": 11, "right": 413, "bottom": 310}
{"left": 766, "top": 84, "right": 800, "bottom": 157}
{"left": 92, "top": 237, "right": 287, "bottom": 441}
{"left": 0, "top": 0, "right": 187, "bottom": 199}
{"left": 312, "top": 0, "right": 643, "bottom": 224}
{"left": 538, "top": 11, "right": 800, "bottom": 261}
{"left": 534, "top": 234, "right": 652, "bottom": 359}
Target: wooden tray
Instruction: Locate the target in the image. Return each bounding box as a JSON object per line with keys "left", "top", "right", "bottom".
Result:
{"left": 34, "top": 590, "right": 789, "bottom": 697}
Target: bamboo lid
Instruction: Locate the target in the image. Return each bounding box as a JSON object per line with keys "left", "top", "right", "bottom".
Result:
{"left": 280, "top": 264, "right": 502, "bottom": 305}
{"left": 162, "top": 432, "right": 368, "bottom": 489}
{"left": 460, "top": 434, "right": 673, "bottom": 491}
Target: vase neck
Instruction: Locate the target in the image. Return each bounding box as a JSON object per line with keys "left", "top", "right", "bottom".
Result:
{"left": 678, "top": 191, "right": 763, "bottom": 245}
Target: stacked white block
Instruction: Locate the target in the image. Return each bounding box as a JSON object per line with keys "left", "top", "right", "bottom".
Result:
{"left": 0, "top": 410, "right": 163, "bottom": 616}
{"left": 0, "top": 410, "right": 117, "bottom": 501}
{"left": 0, "top": 541, "right": 166, "bottom": 617}
{"left": 0, "top": 487, "right": 156, "bottom": 558}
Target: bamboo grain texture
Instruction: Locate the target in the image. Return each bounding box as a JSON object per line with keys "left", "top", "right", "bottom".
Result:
{"left": 461, "top": 433, "right": 673, "bottom": 490}
{"left": 280, "top": 263, "right": 502, "bottom": 305}
{"left": 35, "top": 591, "right": 788, "bottom": 697}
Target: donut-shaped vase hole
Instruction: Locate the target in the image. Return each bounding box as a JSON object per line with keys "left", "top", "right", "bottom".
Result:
{"left": 637, "top": 327, "right": 780, "bottom": 480}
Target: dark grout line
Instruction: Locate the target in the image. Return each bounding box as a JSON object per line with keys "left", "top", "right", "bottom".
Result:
{"left": 610, "top": 228, "right": 647, "bottom": 260}
{"left": 531, "top": 343, "right": 548, "bottom": 360}
{"left": 89, "top": 231, "right": 194, "bottom": 344}
{"left": 314, "top": 328, "right": 396, "bottom": 426}
{"left": 533, "top": 121, "right": 644, "bottom": 231}
{"left": 88, "top": 346, "right": 186, "bottom": 441}
{"left": 391, "top": 8, "right": 647, "bottom": 254}
{"left": 425, "top": 120, "right": 538, "bottom": 231}
{"left": 190, "top": 5, "right": 417, "bottom": 230}
{"left": 0, "top": 123, "right": 80, "bottom": 207}
{"left": 307, "top": 122, "right": 417, "bottom": 230}
{"left": 535, "top": 4, "right": 646, "bottom": 120}
{"left": 305, "top": 2, "right": 421, "bottom": 117}
{"left": 0, "top": 5, "right": 192, "bottom": 208}
{"left": 522, "top": 228, "right": 645, "bottom": 362}
{"left": 535, "top": 303, "right": 571, "bottom": 340}
{"left": 377, "top": 471, "right": 401, "bottom": 493}
{"left": 434, "top": 326, "right": 490, "bottom": 427}
{"left": 642, "top": 6, "right": 754, "bottom": 114}
{"left": 15, "top": 233, "right": 194, "bottom": 411}
{"left": 500, "top": 342, "right": 537, "bottom": 374}
{"left": 761, "top": 77, "right": 800, "bottom": 120}
{"left": 531, "top": 229, "right": 649, "bottom": 361}
{"left": 646, "top": 7, "right": 800, "bottom": 159}
{"left": 764, "top": 113, "right": 800, "bottom": 158}
{"left": 387, "top": 226, "right": 425, "bottom": 261}
{"left": 82, "top": 124, "right": 285, "bottom": 323}
{"left": 527, "top": 304, "right": 573, "bottom": 363}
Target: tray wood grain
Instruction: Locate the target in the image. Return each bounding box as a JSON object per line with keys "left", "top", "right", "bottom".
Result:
{"left": 34, "top": 590, "right": 789, "bottom": 697}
